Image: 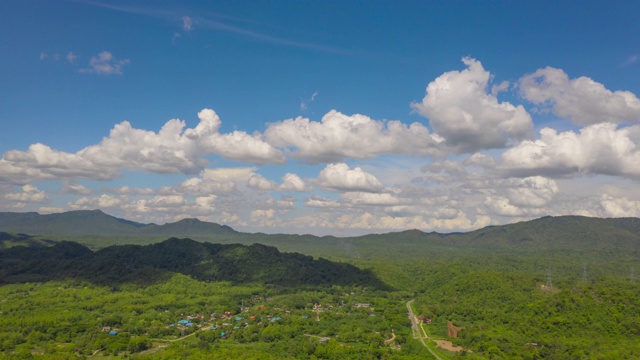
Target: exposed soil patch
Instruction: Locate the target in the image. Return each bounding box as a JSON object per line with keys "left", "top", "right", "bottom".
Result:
{"left": 447, "top": 321, "right": 461, "bottom": 338}
{"left": 435, "top": 339, "right": 464, "bottom": 352}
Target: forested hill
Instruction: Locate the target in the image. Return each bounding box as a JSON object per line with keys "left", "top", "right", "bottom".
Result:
{"left": 460, "top": 215, "right": 640, "bottom": 251}
{"left": 0, "top": 238, "right": 389, "bottom": 289}
{"left": 357, "top": 215, "right": 640, "bottom": 252}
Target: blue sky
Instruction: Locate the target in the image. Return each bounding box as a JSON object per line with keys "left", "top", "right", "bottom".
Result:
{"left": 1, "top": 0, "right": 640, "bottom": 235}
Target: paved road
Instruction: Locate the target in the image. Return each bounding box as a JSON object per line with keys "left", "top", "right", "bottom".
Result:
{"left": 406, "top": 299, "right": 442, "bottom": 360}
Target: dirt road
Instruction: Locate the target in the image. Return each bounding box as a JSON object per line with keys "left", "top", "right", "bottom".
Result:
{"left": 406, "top": 299, "right": 443, "bottom": 360}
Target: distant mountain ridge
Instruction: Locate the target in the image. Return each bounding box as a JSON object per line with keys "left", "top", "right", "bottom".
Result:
{"left": 0, "top": 210, "right": 236, "bottom": 237}
{"left": 140, "top": 217, "right": 235, "bottom": 236}
{"left": 352, "top": 215, "right": 640, "bottom": 255}
{"left": 2, "top": 210, "right": 640, "bottom": 255}
{"left": 461, "top": 215, "right": 640, "bottom": 251}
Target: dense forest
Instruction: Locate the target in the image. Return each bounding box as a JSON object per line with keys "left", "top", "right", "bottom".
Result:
{"left": 409, "top": 258, "right": 640, "bottom": 359}
{"left": 1, "top": 212, "right": 640, "bottom": 358}
{"left": 0, "top": 238, "right": 388, "bottom": 289}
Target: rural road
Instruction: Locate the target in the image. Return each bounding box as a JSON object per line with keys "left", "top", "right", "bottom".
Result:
{"left": 406, "top": 299, "right": 443, "bottom": 360}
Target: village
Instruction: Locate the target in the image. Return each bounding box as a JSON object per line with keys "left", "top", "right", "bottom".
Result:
{"left": 98, "top": 293, "right": 403, "bottom": 353}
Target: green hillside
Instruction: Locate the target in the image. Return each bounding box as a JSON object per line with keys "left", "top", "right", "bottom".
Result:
{"left": 0, "top": 237, "right": 389, "bottom": 290}
{"left": 0, "top": 232, "right": 56, "bottom": 250}
{"left": 458, "top": 215, "right": 640, "bottom": 252}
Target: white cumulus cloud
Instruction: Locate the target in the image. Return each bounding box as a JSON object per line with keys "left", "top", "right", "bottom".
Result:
{"left": 305, "top": 196, "right": 340, "bottom": 208}
{"left": 519, "top": 67, "right": 640, "bottom": 125}
{"left": 195, "top": 195, "right": 217, "bottom": 210}
{"left": 265, "top": 110, "right": 443, "bottom": 163}
{"left": 5, "top": 185, "right": 48, "bottom": 203}
{"left": 60, "top": 184, "right": 92, "bottom": 195}
{"left": 505, "top": 176, "right": 558, "bottom": 207}
{"left": 1, "top": 143, "right": 120, "bottom": 184}
{"left": 412, "top": 57, "right": 533, "bottom": 152}
{"left": 341, "top": 192, "right": 402, "bottom": 206}
{"left": 248, "top": 174, "right": 277, "bottom": 191}
{"left": 0, "top": 110, "right": 284, "bottom": 185}
{"left": 599, "top": 194, "right": 640, "bottom": 217}
{"left": 195, "top": 109, "right": 285, "bottom": 165}
{"left": 179, "top": 168, "right": 254, "bottom": 195}
{"left": 69, "top": 194, "right": 123, "bottom": 209}
{"left": 278, "top": 173, "right": 311, "bottom": 192}
{"left": 501, "top": 123, "right": 640, "bottom": 178}
{"left": 485, "top": 176, "right": 558, "bottom": 217}
{"left": 317, "top": 163, "right": 384, "bottom": 193}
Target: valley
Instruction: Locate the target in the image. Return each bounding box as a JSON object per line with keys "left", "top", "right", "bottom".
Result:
{"left": 1, "top": 210, "right": 640, "bottom": 359}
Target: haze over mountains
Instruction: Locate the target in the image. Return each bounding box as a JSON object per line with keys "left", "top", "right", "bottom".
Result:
{"left": 2, "top": 210, "right": 640, "bottom": 257}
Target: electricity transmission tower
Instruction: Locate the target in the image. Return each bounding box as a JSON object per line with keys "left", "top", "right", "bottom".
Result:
{"left": 545, "top": 267, "right": 553, "bottom": 290}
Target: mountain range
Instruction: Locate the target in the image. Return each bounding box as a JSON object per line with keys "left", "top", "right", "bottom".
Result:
{"left": 0, "top": 210, "right": 235, "bottom": 237}
{"left": 2, "top": 210, "right": 640, "bottom": 257}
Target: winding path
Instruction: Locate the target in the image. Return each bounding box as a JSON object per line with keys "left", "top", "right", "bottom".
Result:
{"left": 384, "top": 329, "right": 396, "bottom": 344}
